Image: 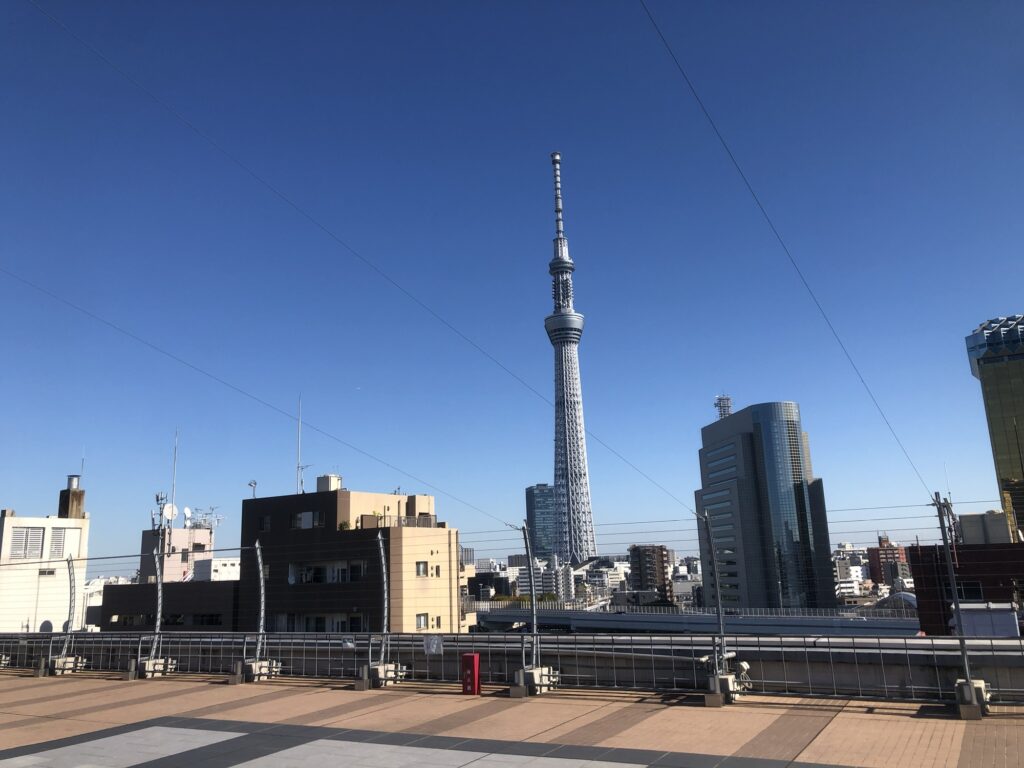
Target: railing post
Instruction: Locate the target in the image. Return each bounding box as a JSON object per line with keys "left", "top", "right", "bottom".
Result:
{"left": 255, "top": 540, "right": 266, "bottom": 662}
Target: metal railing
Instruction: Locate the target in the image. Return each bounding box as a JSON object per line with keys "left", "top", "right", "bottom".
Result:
{"left": 466, "top": 600, "right": 918, "bottom": 619}
{"left": 1, "top": 631, "right": 1020, "bottom": 704}
{"left": 358, "top": 514, "right": 437, "bottom": 529}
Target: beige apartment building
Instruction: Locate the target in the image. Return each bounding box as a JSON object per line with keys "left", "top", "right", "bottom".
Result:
{"left": 238, "top": 475, "right": 474, "bottom": 634}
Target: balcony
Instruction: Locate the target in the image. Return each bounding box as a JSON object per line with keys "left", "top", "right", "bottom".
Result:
{"left": 358, "top": 514, "right": 437, "bottom": 529}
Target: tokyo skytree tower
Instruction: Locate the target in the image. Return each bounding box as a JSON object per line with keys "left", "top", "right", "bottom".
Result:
{"left": 544, "top": 152, "right": 597, "bottom": 565}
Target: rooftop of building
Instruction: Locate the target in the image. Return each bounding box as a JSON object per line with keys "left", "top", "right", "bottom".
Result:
{"left": 967, "top": 314, "right": 1024, "bottom": 376}
{"left": 0, "top": 671, "right": 1019, "bottom": 768}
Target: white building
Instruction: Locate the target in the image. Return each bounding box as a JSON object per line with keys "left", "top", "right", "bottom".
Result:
{"left": 0, "top": 476, "right": 90, "bottom": 633}
{"left": 193, "top": 557, "right": 240, "bottom": 581}
{"left": 82, "top": 576, "right": 131, "bottom": 630}
{"left": 138, "top": 525, "right": 214, "bottom": 583}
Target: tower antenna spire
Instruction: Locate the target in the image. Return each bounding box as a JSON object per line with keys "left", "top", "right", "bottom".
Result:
{"left": 543, "top": 151, "right": 596, "bottom": 565}
{"left": 551, "top": 151, "right": 565, "bottom": 239}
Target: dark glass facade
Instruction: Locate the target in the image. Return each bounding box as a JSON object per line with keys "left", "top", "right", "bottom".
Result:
{"left": 695, "top": 402, "right": 834, "bottom": 609}
{"left": 967, "top": 316, "right": 1024, "bottom": 537}
{"left": 525, "top": 483, "right": 558, "bottom": 560}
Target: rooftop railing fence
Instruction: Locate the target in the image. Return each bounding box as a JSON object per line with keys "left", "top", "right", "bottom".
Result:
{"left": 464, "top": 600, "right": 918, "bottom": 619}
{"left": 1, "top": 631, "right": 1020, "bottom": 704}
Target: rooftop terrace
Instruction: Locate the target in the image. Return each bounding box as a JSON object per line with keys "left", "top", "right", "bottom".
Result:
{"left": 0, "top": 671, "right": 1020, "bottom": 768}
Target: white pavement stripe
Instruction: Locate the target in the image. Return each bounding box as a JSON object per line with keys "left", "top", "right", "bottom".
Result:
{"left": 0, "top": 727, "right": 243, "bottom": 768}
{"left": 232, "top": 740, "right": 646, "bottom": 768}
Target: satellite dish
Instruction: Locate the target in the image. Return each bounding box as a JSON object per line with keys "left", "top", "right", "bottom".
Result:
{"left": 162, "top": 503, "right": 178, "bottom": 521}
{"left": 183, "top": 507, "right": 192, "bottom": 528}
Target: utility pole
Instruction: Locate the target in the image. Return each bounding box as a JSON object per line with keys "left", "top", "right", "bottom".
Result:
{"left": 700, "top": 510, "right": 727, "bottom": 677}
{"left": 522, "top": 522, "right": 539, "bottom": 667}
{"left": 934, "top": 492, "right": 973, "bottom": 682}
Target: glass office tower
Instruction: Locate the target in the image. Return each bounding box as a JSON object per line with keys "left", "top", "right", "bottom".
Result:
{"left": 967, "top": 316, "right": 1024, "bottom": 540}
{"left": 525, "top": 484, "right": 559, "bottom": 560}
{"left": 694, "top": 401, "right": 834, "bottom": 609}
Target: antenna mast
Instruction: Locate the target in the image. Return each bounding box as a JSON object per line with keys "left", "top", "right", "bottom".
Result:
{"left": 714, "top": 395, "right": 733, "bottom": 420}
{"left": 170, "top": 430, "right": 179, "bottom": 528}
{"left": 296, "top": 396, "right": 302, "bottom": 493}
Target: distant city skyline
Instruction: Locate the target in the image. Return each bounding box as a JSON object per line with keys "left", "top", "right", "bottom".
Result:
{"left": 1, "top": 3, "right": 1020, "bottom": 561}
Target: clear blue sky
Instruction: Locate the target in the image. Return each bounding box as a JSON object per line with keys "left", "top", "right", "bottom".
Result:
{"left": 2, "top": 1, "right": 1021, "bottom": 565}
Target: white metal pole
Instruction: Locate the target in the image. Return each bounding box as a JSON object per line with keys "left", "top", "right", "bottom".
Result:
{"left": 255, "top": 539, "right": 266, "bottom": 661}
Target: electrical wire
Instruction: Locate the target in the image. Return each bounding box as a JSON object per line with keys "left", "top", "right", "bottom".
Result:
{"left": 638, "top": 0, "right": 935, "bottom": 500}
{"left": 22, "top": 0, "right": 691, "bottom": 515}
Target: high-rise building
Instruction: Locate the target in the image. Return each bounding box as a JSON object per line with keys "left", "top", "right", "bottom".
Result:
{"left": 525, "top": 483, "right": 558, "bottom": 560}
{"left": 544, "top": 153, "right": 597, "bottom": 565}
{"left": 628, "top": 544, "right": 673, "bottom": 602}
{"left": 694, "top": 401, "right": 834, "bottom": 610}
{"left": 867, "top": 535, "right": 908, "bottom": 586}
{"left": 966, "top": 315, "right": 1024, "bottom": 540}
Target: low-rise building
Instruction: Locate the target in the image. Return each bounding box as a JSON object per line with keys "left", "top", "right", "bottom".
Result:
{"left": 193, "top": 557, "right": 240, "bottom": 581}
{"left": 238, "top": 475, "right": 469, "bottom": 634}
{"left": 102, "top": 474, "right": 472, "bottom": 634}
{"left": 908, "top": 543, "right": 1024, "bottom": 635}
{"left": 0, "top": 476, "right": 90, "bottom": 633}
{"left": 960, "top": 511, "right": 1016, "bottom": 545}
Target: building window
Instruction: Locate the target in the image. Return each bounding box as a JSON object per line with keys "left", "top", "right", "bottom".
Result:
{"left": 259, "top": 515, "right": 271, "bottom": 532}
{"left": 416, "top": 613, "right": 428, "bottom": 630}
{"left": 38, "top": 569, "right": 56, "bottom": 576}
{"left": 416, "top": 561, "right": 428, "bottom": 577}
{"left": 49, "top": 528, "right": 67, "bottom": 559}
{"left": 436, "top": 615, "right": 441, "bottom": 629}
{"left": 291, "top": 510, "right": 325, "bottom": 529}
{"left": 181, "top": 550, "right": 190, "bottom": 563}
{"left": 350, "top": 560, "right": 365, "bottom": 582}
{"left": 192, "top": 614, "right": 223, "bottom": 626}
{"left": 10, "top": 527, "right": 44, "bottom": 559}
{"left": 434, "top": 565, "right": 441, "bottom": 578}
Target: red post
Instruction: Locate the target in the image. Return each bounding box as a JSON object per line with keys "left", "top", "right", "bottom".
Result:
{"left": 461, "top": 652, "right": 480, "bottom": 695}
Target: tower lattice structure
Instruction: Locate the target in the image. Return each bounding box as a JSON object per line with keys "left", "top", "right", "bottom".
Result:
{"left": 544, "top": 152, "right": 597, "bottom": 565}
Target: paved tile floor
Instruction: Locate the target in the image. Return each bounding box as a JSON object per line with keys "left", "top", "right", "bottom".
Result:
{"left": 0, "top": 672, "right": 1020, "bottom": 768}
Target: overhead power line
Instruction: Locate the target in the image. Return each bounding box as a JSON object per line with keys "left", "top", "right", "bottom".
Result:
{"left": 638, "top": 0, "right": 933, "bottom": 500}
{"left": 23, "top": 0, "right": 691, "bottom": 514}
{"left": 0, "top": 266, "right": 516, "bottom": 530}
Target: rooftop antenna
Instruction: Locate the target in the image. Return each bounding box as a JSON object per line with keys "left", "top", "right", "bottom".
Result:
{"left": 248, "top": 480, "right": 258, "bottom": 498}
{"left": 296, "top": 396, "right": 302, "bottom": 494}
{"left": 552, "top": 151, "right": 565, "bottom": 239}
{"left": 80, "top": 447, "right": 86, "bottom": 479}
{"left": 714, "top": 394, "right": 733, "bottom": 420}
{"left": 170, "top": 430, "right": 179, "bottom": 527}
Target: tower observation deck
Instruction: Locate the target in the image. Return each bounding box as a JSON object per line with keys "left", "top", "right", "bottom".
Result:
{"left": 544, "top": 152, "right": 597, "bottom": 565}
